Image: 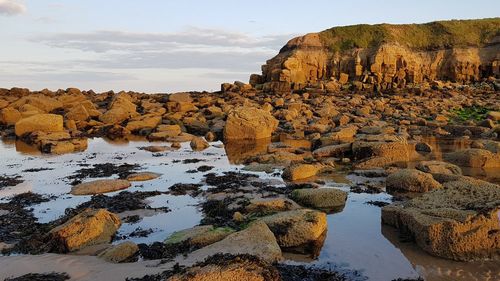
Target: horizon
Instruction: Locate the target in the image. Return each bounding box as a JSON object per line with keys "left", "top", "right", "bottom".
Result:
{"left": 1, "top": 0, "right": 499, "bottom": 93}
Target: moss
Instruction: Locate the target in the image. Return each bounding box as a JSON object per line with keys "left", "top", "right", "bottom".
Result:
{"left": 450, "top": 106, "right": 491, "bottom": 122}
{"left": 319, "top": 18, "right": 500, "bottom": 52}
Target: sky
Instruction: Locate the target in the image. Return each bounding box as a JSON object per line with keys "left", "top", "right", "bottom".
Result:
{"left": 0, "top": 0, "right": 499, "bottom": 93}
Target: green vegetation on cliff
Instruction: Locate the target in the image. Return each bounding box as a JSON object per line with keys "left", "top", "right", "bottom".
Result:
{"left": 319, "top": 18, "right": 500, "bottom": 52}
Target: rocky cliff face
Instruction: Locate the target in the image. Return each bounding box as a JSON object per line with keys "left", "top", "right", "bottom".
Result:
{"left": 252, "top": 18, "right": 500, "bottom": 92}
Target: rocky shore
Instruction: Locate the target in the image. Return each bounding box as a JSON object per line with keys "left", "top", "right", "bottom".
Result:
{"left": 1, "top": 18, "right": 500, "bottom": 281}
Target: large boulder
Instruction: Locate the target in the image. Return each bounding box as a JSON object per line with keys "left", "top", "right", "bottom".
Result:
{"left": 291, "top": 188, "right": 347, "bottom": 210}
{"left": 48, "top": 208, "right": 121, "bottom": 252}
{"left": 386, "top": 169, "right": 442, "bottom": 193}
{"left": 444, "top": 149, "right": 500, "bottom": 168}
{"left": 353, "top": 140, "right": 412, "bottom": 169}
{"left": 382, "top": 177, "right": 500, "bottom": 261}
{"left": 224, "top": 107, "right": 279, "bottom": 140}
{"left": 14, "top": 114, "right": 64, "bottom": 137}
{"left": 261, "top": 209, "right": 327, "bottom": 248}
{"left": 186, "top": 221, "right": 282, "bottom": 263}
{"left": 70, "top": 179, "right": 131, "bottom": 195}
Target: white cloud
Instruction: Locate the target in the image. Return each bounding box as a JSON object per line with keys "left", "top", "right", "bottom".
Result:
{"left": 0, "top": 0, "right": 26, "bottom": 16}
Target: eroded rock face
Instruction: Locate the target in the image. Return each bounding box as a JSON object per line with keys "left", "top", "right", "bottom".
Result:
{"left": 224, "top": 107, "right": 279, "bottom": 140}
{"left": 14, "top": 114, "right": 64, "bottom": 137}
{"left": 254, "top": 19, "right": 500, "bottom": 92}
{"left": 48, "top": 208, "right": 121, "bottom": 252}
{"left": 382, "top": 176, "right": 500, "bottom": 261}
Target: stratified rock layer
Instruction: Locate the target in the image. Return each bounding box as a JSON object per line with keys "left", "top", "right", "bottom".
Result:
{"left": 254, "top": 19, "right": 500, "bottom": 92}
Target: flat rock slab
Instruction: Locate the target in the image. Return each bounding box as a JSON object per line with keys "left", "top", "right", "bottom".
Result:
{"left": 71, "top": 179, "right": 131, "bottom": 195}
{"left": 382, "top": 176, "right": 500, "bottom": 261}
{"left": 126, "top": 172, "right": 161, "bottom": 182}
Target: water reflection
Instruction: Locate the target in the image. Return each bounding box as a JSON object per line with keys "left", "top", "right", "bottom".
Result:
{"left": 224, "top": 138, "right": 271, "bottom": 164}
{"left": 382, "top": 226, "right": 500, "bottom": 281}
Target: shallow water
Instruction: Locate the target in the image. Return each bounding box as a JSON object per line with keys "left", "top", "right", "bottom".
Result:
{"left": 0, "top": 137, "right": 499, "bottom": 281}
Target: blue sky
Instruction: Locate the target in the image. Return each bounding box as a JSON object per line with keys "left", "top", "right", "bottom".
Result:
{"left": 0, "top": 0, "right": 499, "bottom": 93}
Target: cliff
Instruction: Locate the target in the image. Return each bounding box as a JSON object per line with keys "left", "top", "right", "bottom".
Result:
{"left": 251, "top": 18, "right": 500, "bottom": 92}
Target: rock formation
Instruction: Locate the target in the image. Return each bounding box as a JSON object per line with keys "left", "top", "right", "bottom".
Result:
{"left": 251, "top": 18, "right": 500, "bottom": 92}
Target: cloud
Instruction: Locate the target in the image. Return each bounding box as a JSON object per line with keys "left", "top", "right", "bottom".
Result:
{"left": 0, "top": 0, "right": 26, "bottom": 16}
{"left": 31, "top": 27, "right": 295, "bottom": 73}
{"left": 34, "top": 27, "right": 293, "bottom": 53}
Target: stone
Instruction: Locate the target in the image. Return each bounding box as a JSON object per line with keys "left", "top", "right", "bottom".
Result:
{"left": 48, "top": 208, "right": 121, "bottom": 252}
{"left": 224, "top": 107, "right": 279, "bottom": 140}
{"left": 486, "top": 111, "right": 500, "bottom": 121}
{"left": 444, "top": 149, "right": 500, "bottom": 168}
{"left": 187, "top": 221, "right": 282, "bottom": 263}
{"left": 14, "top": 114, "right": 64, "bottom": 137}
{"left": 98, "top": 241, "right": 138, "bottom": 263}
{"left": 65, "top": 104, "right": 90, "bottom": 121}
{"left": 261, "top": 209, "right": 327, "bottom": 248}
{"left": 415, "top": 160, "right": 462, "bottom": 175}
{"left": 126, "top": 172, "right": 161, "bottom": 182}
{"left": 245, "top": 198, "right": 300, "bottom": 214}
{"left": 282, "top": 164, "right": 320, "bottom": 181}
{"left": 382, "top": 177, "right": 500, "bottom": 261}
{"left": 71, "top": 179, "right": 131, "bottom": 195}
{"left": 168, "top": 254, "right": 280, "bottom": 281}
{"left": 386, "top": 169, "right": 442, "bottom": 193}
{"left": 190, "top": 137, "right": 210, "bottom": 151}
{"left": 339, "top": 73, "right": 349, "bottom": 84}
{"left": 291, "top": 188, "right": 347, "bottom": 210}
{"left": 10, "top": 95, "right": 63, "bottom": 113}
{"left": 312, "top": 143, "right": 352, "bottom": 158}
{"left": 165, "top": 225, "right": 235, "bottom": 248}
{"left": 125, "top": 115, "right": 161, "bottom": 132}
{"left": 0, "top": 107, "right": 22, "bottom": 125}
{"left": 205, "top": 131, "right": 217, "bottom": 142}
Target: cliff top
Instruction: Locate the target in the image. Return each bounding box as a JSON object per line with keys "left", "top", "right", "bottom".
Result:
{"left": 315, "top": 18, "right": 500, "bottom": 52}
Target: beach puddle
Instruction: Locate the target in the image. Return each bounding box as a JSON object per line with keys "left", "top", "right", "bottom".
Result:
{"left": 0, "top": 137, "right": 499, "bottom": 281}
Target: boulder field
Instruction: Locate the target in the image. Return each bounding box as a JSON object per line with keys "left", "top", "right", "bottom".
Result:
{"left": 0, "top": 18, "right": 499, "bottom": 280}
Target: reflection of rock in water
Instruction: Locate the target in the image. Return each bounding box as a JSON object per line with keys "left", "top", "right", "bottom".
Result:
{"left": 15, "top": 140, "right": 41, "bottom": 155}
{"left": 381, "top": 225, "right": 500, "bottom": 281}
{"left": 224, "top": 138, "right": 271, "bottom": 164}
{"left": 282, "top": 229, "right": 328, "bottom": 262}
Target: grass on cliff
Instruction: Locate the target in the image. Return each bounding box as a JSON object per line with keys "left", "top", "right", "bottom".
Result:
{"left": 319, "top": 18, "right": 500, "bottom": 52}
